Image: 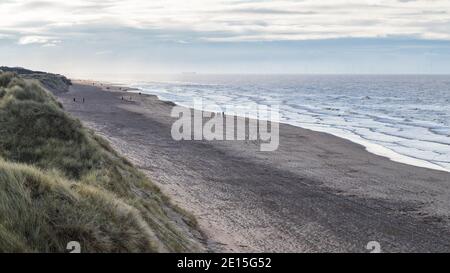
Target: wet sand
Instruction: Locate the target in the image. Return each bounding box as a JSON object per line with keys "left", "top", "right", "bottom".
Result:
{"left": 58, "top": 80, "right": 450, "bottom": 252}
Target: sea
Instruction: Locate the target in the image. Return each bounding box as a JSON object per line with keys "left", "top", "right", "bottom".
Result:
{"left": 113, "top": 74, "right": 450, "bottom": 173}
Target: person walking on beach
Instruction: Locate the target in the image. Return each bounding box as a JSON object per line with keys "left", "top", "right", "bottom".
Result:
{"left": 73, "top": 98, "right": 76, "bottom": 102}
{"left": 82, "top": 98, "right": 85, "bottom": 103}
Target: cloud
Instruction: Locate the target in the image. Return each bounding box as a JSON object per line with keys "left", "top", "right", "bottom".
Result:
{"left": 227, "top": 8, "right": 316, "bottom": 15}
{"left": 18, "top": 35, "right": 50, "bottom": 45}
{"left": 0, "top": 0, "right": 450, "bottom": 44}
{"left": 18, "top": 35, "right": 60, "bottom": 47}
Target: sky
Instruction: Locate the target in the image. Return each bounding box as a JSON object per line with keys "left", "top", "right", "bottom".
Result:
{"left": 1, "top": 0, "right": 450, "bottom": 77}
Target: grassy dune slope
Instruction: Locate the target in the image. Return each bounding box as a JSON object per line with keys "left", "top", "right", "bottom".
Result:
{"left": 0, "top": 71, "right": 204, "bottom": 253}
{"left": 0, "top": 67, "right": 71, "bottom": 94}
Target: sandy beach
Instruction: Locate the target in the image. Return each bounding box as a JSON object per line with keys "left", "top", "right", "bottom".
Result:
{"left": 57, "top": 80, "right": 450, "bottom": 253}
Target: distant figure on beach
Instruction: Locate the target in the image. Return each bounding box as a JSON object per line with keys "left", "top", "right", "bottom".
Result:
{"left": 139, "top": 92, "right": 141, "bottom": 95}
{"left": 73, "top": 98, "right": 76, "bottom": 102}
{"left": 82, "top": 98, "right": 85, "bottom": 103}
{"left": 121, "top": 96, "right": 123, "bottom": 100}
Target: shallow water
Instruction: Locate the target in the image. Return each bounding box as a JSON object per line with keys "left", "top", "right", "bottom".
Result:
{"left": 127, "top": 74, "right": 450, "bottom": 172}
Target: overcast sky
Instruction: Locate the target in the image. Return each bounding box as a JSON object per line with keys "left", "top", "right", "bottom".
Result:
{"left": 1, "top": 0, "right": 450, "bottom": 76}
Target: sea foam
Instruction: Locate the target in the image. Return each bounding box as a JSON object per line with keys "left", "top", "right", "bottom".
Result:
{"left": 127, "top": 74, "right": 450, "bottom": 173}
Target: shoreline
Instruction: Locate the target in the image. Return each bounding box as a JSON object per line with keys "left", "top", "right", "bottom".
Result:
{"left": 122, "top": 84, "right": 449, "bottom": 174}
{"left": 58, "top": 79, "right": 450, "bottom": 252}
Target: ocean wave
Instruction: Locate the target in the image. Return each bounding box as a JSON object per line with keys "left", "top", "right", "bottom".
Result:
{"left": 130, "top": 75, "right": 450, "bottom": 172}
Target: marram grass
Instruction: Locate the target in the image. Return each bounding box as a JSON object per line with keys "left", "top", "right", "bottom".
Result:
{"left": 0, "top": 71, "right": 203, "bottom": 253}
